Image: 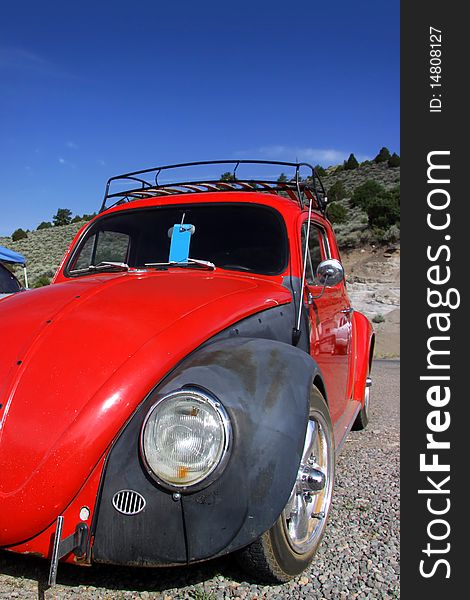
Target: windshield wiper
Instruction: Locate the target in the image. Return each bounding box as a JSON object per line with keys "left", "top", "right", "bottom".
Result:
{"left": 71, "top": 261, "right": 130, "bottom": 274}
{"left": 144, "top": 258, "right": 216, "bottom": 270}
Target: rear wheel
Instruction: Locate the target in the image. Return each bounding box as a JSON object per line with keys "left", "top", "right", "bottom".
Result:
{"left": 236, "top": 385, "right": 335, "bottom": 583}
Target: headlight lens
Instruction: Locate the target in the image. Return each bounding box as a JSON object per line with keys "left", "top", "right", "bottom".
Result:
{"left": 141, "top": 389, "right": 231, "bottom": 490}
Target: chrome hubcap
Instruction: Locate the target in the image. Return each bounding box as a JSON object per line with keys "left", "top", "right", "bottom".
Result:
{"left": 282, "top": 411, "right": 333, "bottom": 554}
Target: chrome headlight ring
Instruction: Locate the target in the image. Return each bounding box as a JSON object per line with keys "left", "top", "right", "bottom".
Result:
{"left": 140, "top": 388, "right": 232, "bottom": 492}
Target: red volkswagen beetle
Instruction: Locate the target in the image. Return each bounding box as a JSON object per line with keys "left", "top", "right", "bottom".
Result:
{"left": 0, "top": 161, "right": 373, "bottom": 585}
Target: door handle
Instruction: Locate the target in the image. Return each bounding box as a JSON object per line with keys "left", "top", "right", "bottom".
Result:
{"left": 340, "top": 307, "right": 354, "bottom": 314}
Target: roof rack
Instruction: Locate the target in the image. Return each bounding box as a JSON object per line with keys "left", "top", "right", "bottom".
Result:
{"left": 100, "top": 160, "right": 327, "bottom": 214}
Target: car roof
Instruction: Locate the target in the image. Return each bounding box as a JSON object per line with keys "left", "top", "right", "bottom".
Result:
{"left": 99, "top": 190, "right": 327, "bottom": 224}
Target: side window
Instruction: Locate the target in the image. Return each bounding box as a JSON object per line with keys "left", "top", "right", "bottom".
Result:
{"left": 301, "top": 222, "right": 329, "bottom": 285}
{"left": 72, "top": 230, "right": 130, "bottom": 270}
{"left": 74, "top": 234, "right": 95, "bottom": 270}
{"left": 95, "top": 231, "right": 130, "bottom": 264}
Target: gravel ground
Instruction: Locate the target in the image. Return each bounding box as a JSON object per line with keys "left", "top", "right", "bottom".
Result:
{"left": 0, "top": 360, "right": 399, "bottom": 600}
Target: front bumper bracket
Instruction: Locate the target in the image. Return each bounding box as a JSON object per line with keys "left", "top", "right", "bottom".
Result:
{"left": 48, "top": 517, "right": 88, "bottom": 586}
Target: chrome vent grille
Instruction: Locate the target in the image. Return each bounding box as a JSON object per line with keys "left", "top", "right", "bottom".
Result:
{"left": 112, "top": 490, "right": 146, "bottom": 515}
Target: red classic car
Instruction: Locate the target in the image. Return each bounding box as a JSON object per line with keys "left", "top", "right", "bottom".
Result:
{"left": 0, "top": 161, "right": 373, "bottom": 585}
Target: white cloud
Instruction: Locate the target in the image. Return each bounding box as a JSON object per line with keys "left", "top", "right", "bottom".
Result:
{"left": 0, "top": 47, "right": 48, "bottom": 70}
{"left": 66, "top": 141, "right": 78, "bottom": 149}
{"left": 58, "top": 157, "right": 75, "bottom": 168}
{"left": 237, "top": 145, "right": 370, "bottom": 166}
{"left": 0, "top": 46, "right": 79, "bottom": 80}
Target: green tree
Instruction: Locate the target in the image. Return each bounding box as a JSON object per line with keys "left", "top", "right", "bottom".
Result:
{"left": 71, "top": 215, "right": 83, "bottom": 223}
{"left": 277, "top": 173, "right": 288, "bottom": 182}
{"left": 351, "top": 180, "right": 386, "bottom": 210}
{"left": 367, "top": 190, "right": 400, "bottom": 229}
{"left": 314, "top": 164, "right": 326, "bottom": 177}
{"left": 37, "top": 221, "right": 52, "bottom": 230}
{"left": 352, "top": 181, "right": 400, "bottom": 229}
{"left": 327, "top": 202, "right": 348, "bottom": 224}
{"left": 327, "top": 181, "right": 347, "bottom": 203}
{"left": 82, "top": 213, "right": 97, "bottom": 221}
{"left": 53, "top": 208, "right": 73, "bottom": 226}
{"left": 374, "top": 147, "right": 391, "bottom": 164}
{"left": 220, "top": 171, "right": 235, "bottom": 182}
{"left": 388, "top": 152, "right": 400, "bottom": 167}
{"left": 11, "top": 228, "right": 28, "bottom": 241}
{"left": 343, "top": 153, "right": 359, "bottom": 170}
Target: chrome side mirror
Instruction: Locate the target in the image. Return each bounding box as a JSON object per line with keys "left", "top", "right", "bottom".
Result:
{"left": 315, "top": 259, "right": 344, "bottom": 287}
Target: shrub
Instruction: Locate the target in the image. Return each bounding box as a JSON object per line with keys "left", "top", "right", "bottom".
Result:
{"left": 327, "top": 202, "right": 348, "bottom": 224}
{"left": 32, "top": 275, "right": 51, "bottom": 288}
{"left": 367, "top": 194, "right": 400, "bottom": 229}
{"left": 37, "top": 221, "right": 52, "bottom": 230}
{"left": 343, "top": 153, "right": 359, "bottom": 170}
{"left": 383, "top": 223, "right": 401, "bottom": 243}
{"left": 12, "top": 228, "right": 28, "bottom": 241}
{"left": 372, "top": 313, "right": 385, "bottom": 324}
{"left": 328, "top": 180, "right": 347, "bottom": 203}
{"left": 314, "top": 164, "right": 326, "bottom": 177}
{"left": 351, "top": 180, "right": 386, "bottom": 210}
{"left": 374, "top": 147, "right": 391, "bottom": 163}
{"left": 351, "top": 181, "right": 400, "bottom": 229}
{"left": 71, "top": 215, "right": 83, "bottom": 223}
{"left": 388, "top": 152, "right": 400, "bottom": 167}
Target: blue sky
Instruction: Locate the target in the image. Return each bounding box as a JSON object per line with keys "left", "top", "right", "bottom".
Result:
{"left": 0, "top": 1, "right": 399, "bottom": 236}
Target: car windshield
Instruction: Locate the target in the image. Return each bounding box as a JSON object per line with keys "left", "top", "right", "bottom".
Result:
{"left": 67, "top": 203, "right": 288, "bottom": 276}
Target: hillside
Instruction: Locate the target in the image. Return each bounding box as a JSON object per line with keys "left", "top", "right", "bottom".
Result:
{"left": 1, "top": 161, "right": 400, "bottom": 357}
{"left": 0, "top": 221, "right": 86, "bottom": 285}
{"left": 321, "top": 160, "right": 400, "bottom": 191}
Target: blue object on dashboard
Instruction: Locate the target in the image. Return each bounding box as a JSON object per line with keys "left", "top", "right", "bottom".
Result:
{"left": 169, "top": 224, "right": 194, "bottom": 263}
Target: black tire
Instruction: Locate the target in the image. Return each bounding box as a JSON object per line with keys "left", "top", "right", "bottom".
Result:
{"left": 236, "top": 385, "right": 335, "bottom": 583}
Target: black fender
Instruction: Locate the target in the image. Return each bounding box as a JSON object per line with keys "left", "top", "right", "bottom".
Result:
{"left": 92, "top": 337, "right": 322, "bottom": 566}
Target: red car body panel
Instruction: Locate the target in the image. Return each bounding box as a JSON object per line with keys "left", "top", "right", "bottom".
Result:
{"left": 0, "top": 187, "right": 374, "bottom": 562}
{"left": 5, "top": 456, "right": 106, "bottom": 562}
{"left": 0, "top": 270, "right": 290, "bottom": 545}
{"left": 351, "top": 310, "right": 374, "bottom": 402}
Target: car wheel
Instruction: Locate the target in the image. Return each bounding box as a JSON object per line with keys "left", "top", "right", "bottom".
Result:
{"left": 352, "top": 371, "right": 371, "bottom": 431}
{"left": 236, "top": 385, "right": 335, "bottom": 583}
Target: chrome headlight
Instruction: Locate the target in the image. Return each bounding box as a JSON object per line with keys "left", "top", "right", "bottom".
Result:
{"left": 141, "top": 389, "right": 232, "bottom": 490}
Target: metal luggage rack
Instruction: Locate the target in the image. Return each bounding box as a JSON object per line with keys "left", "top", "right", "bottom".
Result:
{"left": 100, "top": 160, "right": 327, "bottom": 214}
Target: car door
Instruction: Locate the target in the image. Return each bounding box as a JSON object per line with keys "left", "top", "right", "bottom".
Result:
{"left": 300, "top": 219, "right": 352, "bottom": 422}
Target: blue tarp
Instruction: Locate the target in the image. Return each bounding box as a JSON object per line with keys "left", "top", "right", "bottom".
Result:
{"left": 0, "top": 246, "right": 26, "bottom": 265}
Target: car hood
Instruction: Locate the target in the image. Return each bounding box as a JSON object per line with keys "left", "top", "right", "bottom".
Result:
{"left": 0, "top": 270, "right": 291, "bottom": 544}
